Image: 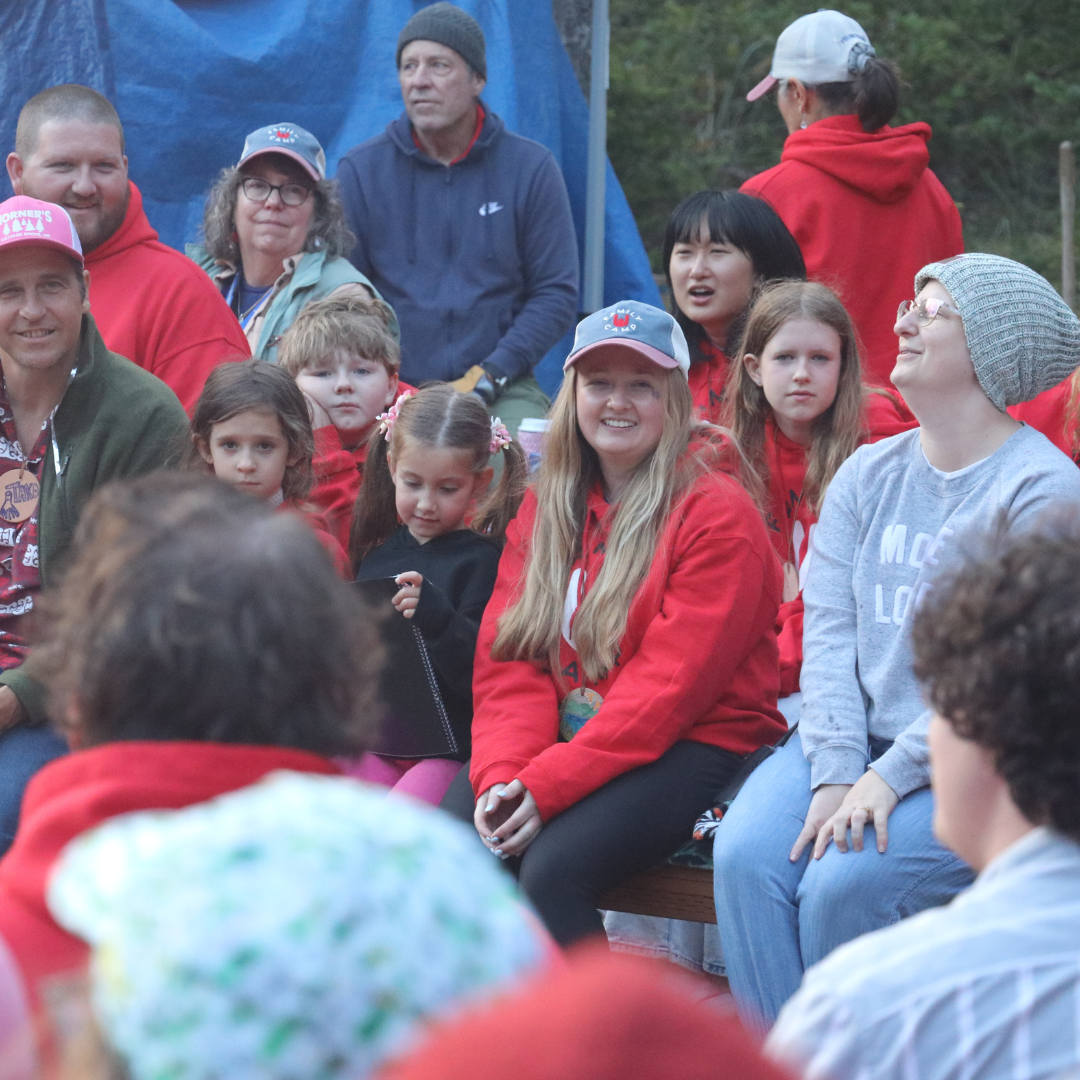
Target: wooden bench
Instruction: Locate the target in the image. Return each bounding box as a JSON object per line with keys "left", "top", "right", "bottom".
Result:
{"left": 599, "top": 863, "right": 716, "bottom": 924}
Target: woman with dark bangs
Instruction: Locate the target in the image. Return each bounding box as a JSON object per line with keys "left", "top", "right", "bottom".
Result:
{"left": 663, "top": 190, "right": 806, "bottom": 424}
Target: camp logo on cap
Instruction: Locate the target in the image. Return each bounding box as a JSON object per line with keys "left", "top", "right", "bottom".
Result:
{"left": 268, "top": 126, "right": 299, "bottom": 144}
{"left": 1, "top": 209, "right": 52, "bottom": 236}
{"left": 605, "top": 308, "right": 640, "bottom": 332}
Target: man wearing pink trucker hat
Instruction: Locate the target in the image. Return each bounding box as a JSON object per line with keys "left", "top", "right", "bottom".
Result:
{"left": 7, "top": 85, "right": 251, "bottom": 413}
{"left": 0, "top": 194, "right": 187, "bottom": 856}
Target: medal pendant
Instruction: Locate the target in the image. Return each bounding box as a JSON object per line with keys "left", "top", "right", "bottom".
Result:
{"left": 0, "top": 468, "right": 39, "bottom": 525}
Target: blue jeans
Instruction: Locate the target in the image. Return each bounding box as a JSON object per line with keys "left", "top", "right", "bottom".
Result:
{"left": 712, "top": 732, "right": 973, "bottom": 1033}
{"left": 0, "top": 723, "right": 68, "bottom": 857}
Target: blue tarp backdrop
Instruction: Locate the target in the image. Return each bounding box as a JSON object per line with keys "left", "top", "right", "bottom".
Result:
{"left": 1, "top": 0, "right": 660, "bottom": 393}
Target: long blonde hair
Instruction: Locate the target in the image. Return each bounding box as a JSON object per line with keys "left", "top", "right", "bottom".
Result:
{"left": 723, "top": 281, "right": 868, "bottom": 515}
{"left": 492, "top": 365, "right": 716, "bottom": 683}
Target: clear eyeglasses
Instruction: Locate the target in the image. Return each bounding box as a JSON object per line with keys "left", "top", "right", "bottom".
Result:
{"left": 240, "top": 177, "right": 313, "bottom": 207}
{"left": 897, "top": 298, "right": 960, "bottom": 326}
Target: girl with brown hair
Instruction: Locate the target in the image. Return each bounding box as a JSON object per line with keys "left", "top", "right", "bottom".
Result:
{"left": 348, "top": 383, "right": 528, "bottom": 806}
{"left": 724, "top": 280, "right": 914, "bottom": 698}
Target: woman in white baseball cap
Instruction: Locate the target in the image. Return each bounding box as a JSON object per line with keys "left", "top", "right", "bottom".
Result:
{"left": 741, "top": 10, "right": 963, "bottom": 390}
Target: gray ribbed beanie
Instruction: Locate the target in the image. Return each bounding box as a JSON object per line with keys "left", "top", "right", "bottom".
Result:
{"left": 914, "top": 254, "right": 1080, "bottom": 411}
{"left": 397, "top": 3, "right": 486, "bottom": 80}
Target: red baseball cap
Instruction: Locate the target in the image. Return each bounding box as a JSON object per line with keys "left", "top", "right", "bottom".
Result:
{"left": 0, "top": 197, "right": 84, "bottom": 265}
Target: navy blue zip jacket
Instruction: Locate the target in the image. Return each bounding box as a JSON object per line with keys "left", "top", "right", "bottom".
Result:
{"left": 337, "top": 109, "right": 579, "bottom": 385}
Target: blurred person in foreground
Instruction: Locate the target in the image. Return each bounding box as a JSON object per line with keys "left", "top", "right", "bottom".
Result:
{"left": 0, "top": 474, "right": 380, "bottom": 1008}
{"left": 380, "top": 945, "right": 789, "bottom": 1080}
{"left": 769, "top": 517, "right": 1080, "bottom": 1080}
{"left": 47, "top": 770, "right": 553, "bottom": 1080}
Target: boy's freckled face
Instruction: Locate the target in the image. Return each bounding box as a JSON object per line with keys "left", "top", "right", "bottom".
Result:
{"left": 294, "top": 351, "right": 398, "bottom": 449}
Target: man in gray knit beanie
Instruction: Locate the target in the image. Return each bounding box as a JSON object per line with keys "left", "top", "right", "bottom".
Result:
{"left": 396, "top": 2, "right": 487, "bottom": 79}
{"left": 336, "top": 3, "right": 578, "bottom": 444}
{"left": 914, "top": 253, "right": 1080, "bottom": 411}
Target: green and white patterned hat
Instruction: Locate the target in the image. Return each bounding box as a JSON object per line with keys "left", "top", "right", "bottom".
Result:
{"left": 48, "top": 771, "right": 550, "bottom": 1080}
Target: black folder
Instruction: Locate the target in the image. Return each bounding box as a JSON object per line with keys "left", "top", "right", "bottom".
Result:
{"left": 354, "top": 577, "right": 458, "bottom": 759}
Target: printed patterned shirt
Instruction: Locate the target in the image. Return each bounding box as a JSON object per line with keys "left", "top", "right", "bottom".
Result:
{"left": 0, "top": 384, "right": 46, "bottom": 670}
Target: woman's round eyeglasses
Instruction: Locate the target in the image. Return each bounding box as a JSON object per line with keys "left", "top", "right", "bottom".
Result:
{"left": 897, "top": 298, "right": 960, "bottom": 326}
{"left": 240, "top": 177, "right": 313, "bottom": 207}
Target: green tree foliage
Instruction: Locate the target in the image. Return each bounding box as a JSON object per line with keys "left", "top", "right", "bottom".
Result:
{"left": 609, "top": 0, "right": 1080, "bottom": 289}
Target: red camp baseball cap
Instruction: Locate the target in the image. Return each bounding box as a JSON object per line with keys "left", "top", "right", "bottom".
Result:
{"left": 0, "top": 197, "right": 84, "bottom": 265}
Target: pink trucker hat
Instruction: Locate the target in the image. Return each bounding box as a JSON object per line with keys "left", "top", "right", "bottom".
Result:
{"left": 0, "top": 196, "right": 84, "bottom": 265}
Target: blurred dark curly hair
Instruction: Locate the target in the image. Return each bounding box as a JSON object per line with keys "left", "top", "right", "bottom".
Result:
{"left": 912, "top": 513, "right": 1080, "bottom": 841}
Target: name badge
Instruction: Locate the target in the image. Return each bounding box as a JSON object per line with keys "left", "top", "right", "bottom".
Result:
{"left": 0, "top": 468, "right": 39, "bottom": 524}
{"left": 559, "top": 687, "right": 604, "bottom": 742}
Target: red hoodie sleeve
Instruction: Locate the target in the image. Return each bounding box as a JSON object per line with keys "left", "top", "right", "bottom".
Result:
{"left": 310, "top": 426, "right": 363, "bottom": 550}
{"left": 474, "top": 486, "right": 781, "bottom": 821}
{"left": 863, "top": 388, "right": 919, "bottom": 442}
{"left": 470, "top": 500, "right": 563, "bottom": 800}
{"left": 777, "top": 597, "right": 804, "bottom": 696}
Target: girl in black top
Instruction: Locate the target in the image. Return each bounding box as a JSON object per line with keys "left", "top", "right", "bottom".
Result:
{"left": 349, "top": 383, "right": 528, "bottom": 803}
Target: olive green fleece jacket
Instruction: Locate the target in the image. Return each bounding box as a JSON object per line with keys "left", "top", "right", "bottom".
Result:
{"left": 0, "top": 315, "right": 189, "bottom": 724}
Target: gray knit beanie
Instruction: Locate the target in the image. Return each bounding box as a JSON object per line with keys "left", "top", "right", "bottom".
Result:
{"left": 914, "top": 253, "right": 1080, "bottom": 410}
{"left": 397, "top": 3, "right": 486, "bottom": 80}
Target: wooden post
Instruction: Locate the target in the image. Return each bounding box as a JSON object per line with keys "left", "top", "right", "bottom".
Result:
{"left": 1062, "top": 141, "right": 1076, "bottom": 309}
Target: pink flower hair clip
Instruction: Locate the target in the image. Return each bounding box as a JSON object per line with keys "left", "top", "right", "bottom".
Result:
{"left": 489, "top": 417, "right": 513, "bottom": 454}
{"left": 377, "top": 390, "right": 415, "bottom": 437}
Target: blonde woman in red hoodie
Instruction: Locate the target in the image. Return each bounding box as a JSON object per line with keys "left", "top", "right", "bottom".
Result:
{"left": 742, "top": 10, "right": 963, "bottom": 388}
{"left": 725, "top": 281, "right": 915, "bottom": 710}
{"left": 468, "top": 302, "right": 786, "bottom": 946}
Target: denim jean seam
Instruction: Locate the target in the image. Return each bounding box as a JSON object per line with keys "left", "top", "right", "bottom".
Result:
{"left": 890, "top": 850, "right": 969, "bottom": 920}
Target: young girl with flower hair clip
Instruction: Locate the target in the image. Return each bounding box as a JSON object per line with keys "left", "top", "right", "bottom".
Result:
{"left": 347, "top": 383, "right": 529, "bottom": 804}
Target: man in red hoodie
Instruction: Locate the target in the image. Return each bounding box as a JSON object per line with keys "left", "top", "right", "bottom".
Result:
{"left": 6, "top": 84, "right": 250, "bottom": 412}
{"left": 742, "top": 10, "right": 963, "bottom": 387}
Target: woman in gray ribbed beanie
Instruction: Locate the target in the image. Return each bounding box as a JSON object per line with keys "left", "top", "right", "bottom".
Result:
{"left": 912, "top": 253, "right": 1080, "bottom": 411}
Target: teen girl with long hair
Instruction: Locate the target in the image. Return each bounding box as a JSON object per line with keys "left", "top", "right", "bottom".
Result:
{"left": 724, "top": 281, "right": 915, "bottom": 699}
{"left": 467, "top": 301, "right": 786, "bottom": 946}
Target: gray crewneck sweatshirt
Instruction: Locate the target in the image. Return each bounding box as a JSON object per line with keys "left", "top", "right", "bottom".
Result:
{"left": 801, "top": 424, "right": 1080, "bottom": 797}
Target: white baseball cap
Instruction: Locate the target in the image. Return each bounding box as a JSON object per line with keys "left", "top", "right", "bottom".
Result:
{"left": 746, "top": 10, "right": 875, "bottom": 101}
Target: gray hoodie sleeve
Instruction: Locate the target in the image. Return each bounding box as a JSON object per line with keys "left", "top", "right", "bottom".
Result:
{"left": 800, "top": 455, "right": 872, "bottom": 788}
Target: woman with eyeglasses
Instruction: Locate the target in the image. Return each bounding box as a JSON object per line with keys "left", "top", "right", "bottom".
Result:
{"left": 712, "top": 253, "right": 1080, "bottom": 1034}
{"left": 188, "top": 123, "right": 393, "bottom": 364}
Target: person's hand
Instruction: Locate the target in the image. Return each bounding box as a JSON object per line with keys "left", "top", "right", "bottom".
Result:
{"left": 0, "top": 686, "right": 26, "bottom": 735}
{"left": 302, "top": 391, "right": 333, "bottom": 431}
{"left": 813, "top": 769, "right": 900, "bottom": 858}
{"left": 392, "top": 572, "right": 423, "bottom": 619}
{"left": 790, "top": 783, "right": 852, "bottom": 862}
{"left": 474, "top": 779, "right": 543, "bottom": 858}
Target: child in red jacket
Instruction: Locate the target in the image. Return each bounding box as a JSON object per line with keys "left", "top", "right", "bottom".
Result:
{"left": 467, "top": 302, "right": 786, "bottom": 946}
{"left": 278, "top": 295, "right": 414, "bottom": 549}
{"left": 723, "top": 281, "right": 916, "bottom": 703}
{"left": 187, "top": 360, "right": 349, "bottom": 575}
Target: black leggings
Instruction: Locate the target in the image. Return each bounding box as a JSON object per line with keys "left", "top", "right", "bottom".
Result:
{"left": 440, "top": 740, "right": 742, "bottom": 947}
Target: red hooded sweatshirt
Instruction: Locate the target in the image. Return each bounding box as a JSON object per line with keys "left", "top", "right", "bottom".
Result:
{"left": 1009, "top": 377, "right": 1077, "bottom": 459}
{"left": 308, "top": 382, "right": 416, "bottom": 550}
{"left": 742, "top": 116, "right": 963, "bottom": 388}
{"left": 470, "top": 463, "right": 785, "bottom": 821}
{"left": 765, "top": 390, "right": 917, "bottom": 696}
{"left": 0, "top": 740, "right": 339, "bottom": 1008}
{"left": 687, "top": 339, "right": 729, "bottom": 424}
{"left": 84, "top": 182, "right": 251, "bottom": 412}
